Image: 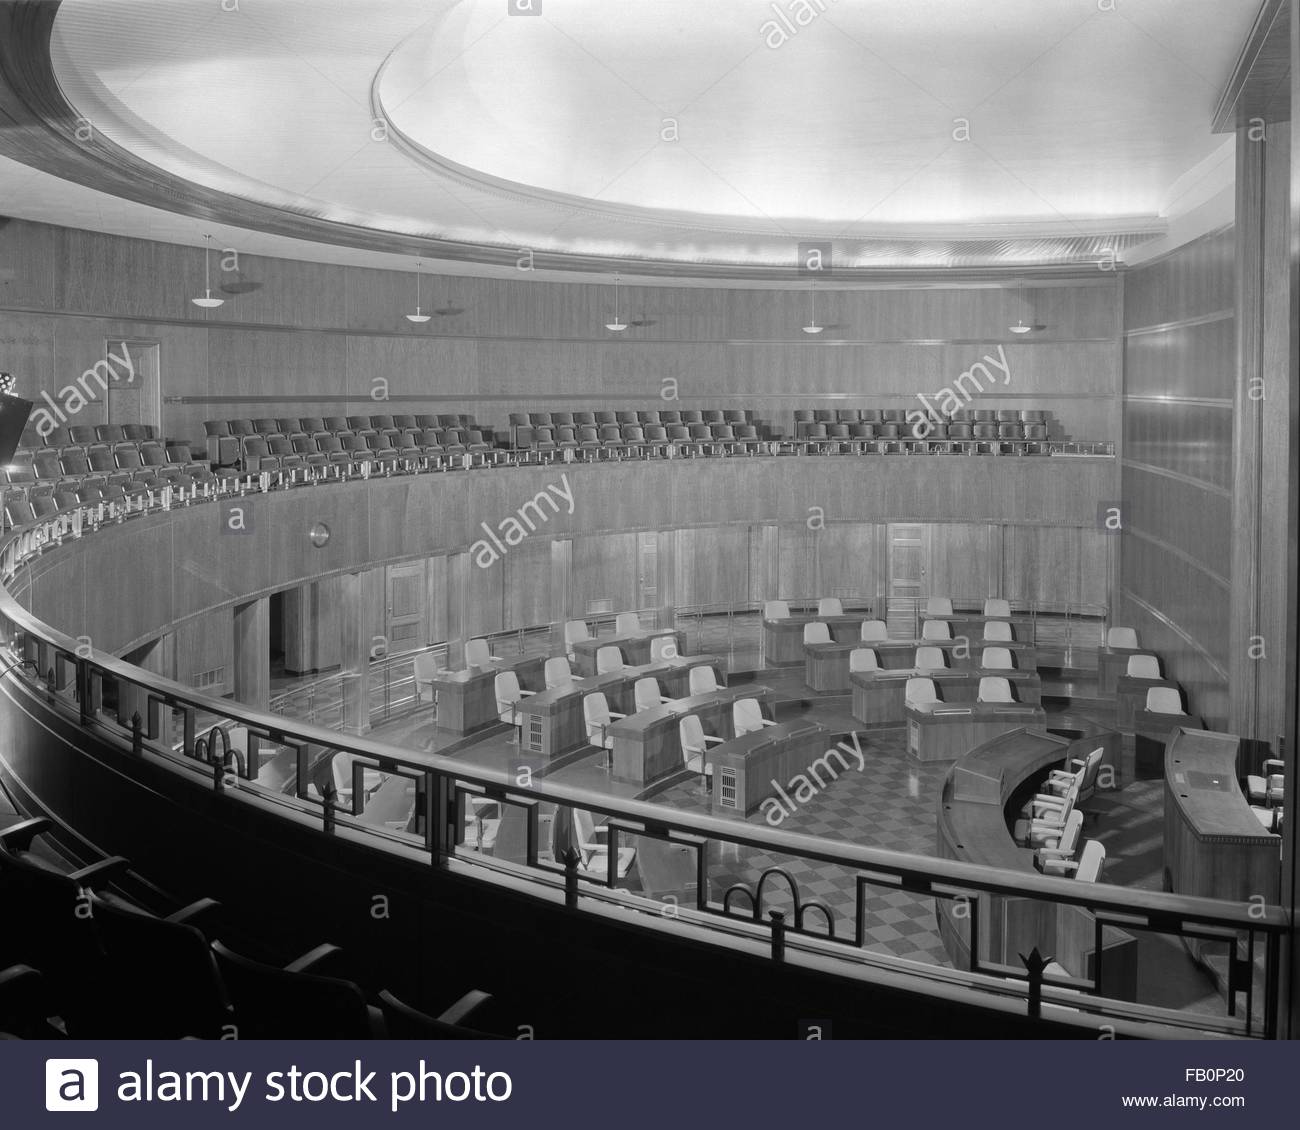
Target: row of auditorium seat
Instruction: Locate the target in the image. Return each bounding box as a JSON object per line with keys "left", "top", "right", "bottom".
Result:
{"left": 509, "top": 409, "right": 759, "bottom": 428}
{"left": 15, "top": 423, "right": 160, "bottom": 450}
{"left": 228, "top": 427, "right": 499, "bottom": 472}
{"left": 0, "top": 815, "right": 500, "bottom": 1039}
{"left": 205, "top": 414, "right": 480, "bottom": 437}
{"left": 794, "top": 407, "right": 1048, "bottom": 427}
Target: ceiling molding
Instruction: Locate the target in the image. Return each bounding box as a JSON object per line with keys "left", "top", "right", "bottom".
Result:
{"left": 1212, "top": 0, "right": 1290, "bottom": 132}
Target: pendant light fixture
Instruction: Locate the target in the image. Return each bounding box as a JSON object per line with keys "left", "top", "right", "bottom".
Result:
{"left": 405, "top": 260, "right": 432, "bottom": 323}
{"left": 802, "top": 280, "right": 823, "bottom": 334}
{"left": 605, "top": 275, "right": 627, "bottom": 333}
{"left": 191, "top": 234, "right": 225, "bottom": 308}
{"left": 1009, "top": 279, "right": 1033, "bottom": 334}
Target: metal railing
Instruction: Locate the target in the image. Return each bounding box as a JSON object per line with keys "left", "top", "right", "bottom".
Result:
{"left": 0, "top": 469, "right": 1286, "bottom": 1040}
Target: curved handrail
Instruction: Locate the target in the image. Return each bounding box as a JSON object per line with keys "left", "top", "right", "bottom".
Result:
{"left": 0, "top": 467, "right": 1286, "bottom": 1037}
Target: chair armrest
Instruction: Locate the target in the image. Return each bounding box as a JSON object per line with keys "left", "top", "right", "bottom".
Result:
{"left": 702, "top": 734, "right": 726, "bottom": 745}
{"left": 608, "top": 710, "right": 627, "bottom": 720}
{"left": 166, "top": 897, "right": 222, "bottom": 928}
{"left": 69, "top": 856, "right": 130, "bottom": 890}
{"left": 0, "top": 817, "right": 52, "bottom": 853}
{"left": 286, "top": 942, "right": 346, "bottom": 975}
{"left": 437, "top": 989, "right": 493, "bottom": 1027}
{"left": 1263, "top": 759, "right": 1285, "bottom": 773}
{"left": 518, "top": 689, "right": 536, "bottom": 697}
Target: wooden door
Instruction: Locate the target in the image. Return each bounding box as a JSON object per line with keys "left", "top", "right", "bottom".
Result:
{"left": 887, "top": 524, "right": 930, "bottom": 636}
{"left": 385, "top": 562, "right": 426, "bottom": 653}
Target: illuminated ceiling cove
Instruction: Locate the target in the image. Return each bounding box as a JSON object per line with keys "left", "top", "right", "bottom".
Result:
{"left": 12, "top": 0, "right": 1259, "bottom": 275}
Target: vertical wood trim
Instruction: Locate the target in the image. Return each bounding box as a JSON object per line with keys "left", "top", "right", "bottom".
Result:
{"left": 231, "top": 596, "right": 270, "bottom": 711}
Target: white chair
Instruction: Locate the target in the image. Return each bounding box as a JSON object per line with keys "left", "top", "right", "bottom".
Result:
{"left": 817, "top": 597, "right": 842, "bottom": 616}
{"left": 571, "top": 808, "right": 637, "bottom": 878}
{"left": 649, "top": 635, "right": 679, "bottom": 662}
{"left": 495, "top": 670, "right": 534, "bottom": 737}
{"left": 544, "top": 656, "right": 580, "bottom": 689}
{"left": 1246, "top": 760, "right": 1284, "bottom": 807}
{"left": 733, "top": 697, "right": 775, "bottom": 736}
{"left": 860, "top": 619, "right": 887, "bottom": 642}
{"left": 329, "top": 752, "right": 383, "bottom": 807}
{"left": 615, "top": 611, "right": 640, "bottom": 635}
{"left": 983, "top": 620, "right": 1013, "bottom": 642}
{"left": 634, "top": 677, "right": 673, "bottom": 712}
{"left": 1019, "top": 792, "right": 1078, "bottom": 848}
{"left": 1035, "top": 810, "right": 1083, "bottom": 873}
{"left": 595, "top": 645, "right": 625, "bottom": 674}
{"left": 412, "top": 652, "right": 439, "bottom": 703}
{"left": 981, "top": 646, "right": 1013, "bottom": 670}
{"left": 905, "top": 677, "right": 938, "bottom": 708}
{"left": 1071, "top": 840, "right": 1105, "bottom": 882}
{"left": 763, "top": 600, "right": 790, "bottom": 620}
{"left": 688, "top": 666, "right": 719, "bottom": 695}
{"left": 679, "top": 715, "right": 723, "bottom": 787}
{"left": 803, "top": 622, "right": 831, "bottom": 645}
{"left": 464, "top": 637, "right": 492, "bottom": 668}
{"left": 925, "top": 596, "right": 953, "bottom": 616}
{"left": 563, "top": 619, "right": 590, "bottom": 660}
{"left": 583, "top": 692, "right": 626, "bottom": 755}
{"left": 1126, "top": 654, "right": 1161, "bottom": 679}
{"left": 921, "top": 620, "right": 951, "bottom": 641}
{"left": 1107, "top": 627, "right": 1139, "bottom": 650}
{"left": 914, "top": 646, "right": 946, "bottom": 671}
{"left": 1046, "top": 747, "right": 1105, "bottom": 802}
{"left": 849, "top": 648, "right": 879, "bottom": 673}
{"left": 977, "top": 676, "right": 1013, "bottom": 703}
{"left": 983, "top": 598, "right": 1011, "bottom": 617}
{"left": 1145, "top": 686, "right": 1185, "bottom": 715}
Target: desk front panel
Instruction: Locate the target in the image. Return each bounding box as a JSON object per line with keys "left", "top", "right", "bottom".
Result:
{"left": 431, "top": 654, "right": 547, "bottom": 734}
{"left": 906, "top": 703, "right": 1047, "bottom": 762}
{"left": 851, "top": 670, "right": 1040, "bottom": 725}
{"left": 763, "top": 616, "right": 866, "bottom": 664}
{"left": 707, "top": 722, "right": 836, "bottom": 818}
{"left": 571, "top": 629, "right": 687, "bottom": 675}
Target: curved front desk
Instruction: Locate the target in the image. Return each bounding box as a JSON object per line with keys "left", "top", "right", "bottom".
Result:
{"left": 936, "top": 721, "right": 1135, "bottom": 998}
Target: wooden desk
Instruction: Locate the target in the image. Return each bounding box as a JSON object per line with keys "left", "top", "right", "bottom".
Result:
{"left": 1097, "top": 645, "right": 1156, "bottom": 695}
{"left": 430, "top": 654, "right": 546, "bottom": 735}
{"left": 1115, "top": 675, "right": 1180, "bottom": 730}
{"left": 1164, "top": 727, "right": 1280, "bottom": 904}
{"left": 706, "top": 720, "right": 835, "bottom": 819}
{"left": 608, "top": 685, "right": 772, "bottom": 787}
{"left": 936, "top": 722, "right": 1134, "bottom": 996}
{"left": 923, "top": 613, "right": 1033, "bottom": 643}
{"left": 514, "top": 656, "right": 721, "bottom": 762}
{"left": 906, "top": 701, "right": 1046, "bottom": 762}
{"left": 868, "top": 639, "right": 1037, "bottom": 672}
{"left": 851, "top": 669, "right": 1041, "bottom": 726}
{"left": 571, "top": 628, "right": 686, "bottom": 675}
{"left": 763, "top": 615, "right": 864, "bottom": 664}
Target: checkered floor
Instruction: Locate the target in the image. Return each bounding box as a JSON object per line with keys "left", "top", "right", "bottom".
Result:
{"left": 655, "top": 727, "right": 953, "bottom": 966}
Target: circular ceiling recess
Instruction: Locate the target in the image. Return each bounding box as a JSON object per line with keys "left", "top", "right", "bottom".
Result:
{"left": 33, "top": 0, "right": 1257, "bottom": 276}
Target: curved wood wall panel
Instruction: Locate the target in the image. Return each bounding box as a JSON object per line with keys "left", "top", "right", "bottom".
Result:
{"left": 18, "top": 460, "right": 1116, "bottom": 659}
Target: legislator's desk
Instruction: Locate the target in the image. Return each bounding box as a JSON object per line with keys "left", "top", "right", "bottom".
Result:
{"left": 851, "top": 668, "right": 1043, "bottom": 725}
{"left": 905, "top": 700, "right": 1046, "bottom": 762}
{"left": 1164, "top": 727, "right": 1280, "bottom": 905}
{"left": 763, "top": 615, "right": 866, "bottom": 664}
{"left": 1097, "top": 643, "right": 1157, "bottom": 695}
{"left": 430, "top": 654, "right": 547, "bottom": 734}
{"left": 608, "top": 684, "right": 773, "bottom": 787}
{"left": 706, "top": 720, "right": 834, "bottom": 818}
{"left": 1115, "top": 675, "right": 1181, "bottom": 730}
{"left": 936, "top": 721, "right": 1134, "bottom": 995}
{"left": 514, "top": 655, "right": 721, "bottom": 761}
{"left": 571, "top": 628, "right": 686, "bottom": 675}
{"left": 922, "top": 612, "right": 1034, "bottom": 642}
{"left": 870, "top": 639, "right": 1038, "bottom": 672}
{"left": 801, "top": 638, "right": 1038, "bottom": 691}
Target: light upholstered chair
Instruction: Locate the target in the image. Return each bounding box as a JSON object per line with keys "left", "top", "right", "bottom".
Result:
{"left": 860, "top": 619, "right": 887, "bottom": 642}
{"left": 763, "top": 600, "right": 790, "bottom": 620}
{"left": 983, "top": 598, "right": 1011, "bottom": 618}
{"left": 633, "top": 677, "right": 673, "bottom": 712}
{"left": 905, "top": 677, "right": 938, "bottom": 708}
{"left": 464, "top": 637, "right": 492, "bottom": 668}
{"left": 544, "top": 656, "right": 580, "bottom": 689}
{"left": 563, "top": 619, "right": 590, "bottom": 660}
{"left": 921, "top": 620, "right": 951, "bottom": 641}
{"left": 583, "top": 692, "right": 626, "bottom": 759}
{"left": 595, "top": 645, "right": 625, "bottom": 674}
{"left": 733, "top": 697, "right": 775, "bottom": 737}
{"left": 1246, "top": 760, "right": 1284, "bottom": 807}
{"left": 1145, "top": 686, "right": 1185, "bottom": 715}
{"left": 1107, "top": 626, "right": 1139, "bottom": 649}
{"left": 688, "top": 666, "right": 719, "bottom": 695}
{"left": 983, "top": 620, "right": 1013, "bottom": 641}
{"left": 1045, "top": 747, "right": 1105, "bottom": 803}
{"left": 1126, "top": 654, "right": 1161, "bottom": 679}
{"left": 817, "top": 597, "right": 843, "bottom": 616}
{"left": 1035, "top": 810, "right": 1083, "bottom": 874}
{"left": 649, "top": 636, "right": 679, "bottom": 662}
{"left": 615, "top": 611, "right": 641, "bottom": 635}
{"left": 679, "top": 715, "right": 723, "bottom": 788}
{"left": 914, "top": 646, "right": 946, "bottom": 671}
{"left": 981, "top": 646, "right": 1013, "bottom": 670}
{"left": 803, "top": 622, "right": 832, "bottom": 645}
{"left": 571, "top": 808, "right": 637, "bottom": 879}
{"left": 495, "top": 671, "right": 534, "bottom": 740}
{"left": 977, "top": 676, "right": 1013, "bottom": 703}
{"left": 849, "top": 648, "right": 879, "bottom": 673}
{"left": 412, "top": 652, "right": 440, "bottom": 703}
{"left": 925, "top": 596, "right": 953, "bottom": 617}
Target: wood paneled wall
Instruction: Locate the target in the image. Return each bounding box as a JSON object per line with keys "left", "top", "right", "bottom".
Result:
{"left": 0, "top": 218, "right": 1121, "bottom": 444}
{"left": 1121, "top": 228, "right": 1235, "bottom": 729}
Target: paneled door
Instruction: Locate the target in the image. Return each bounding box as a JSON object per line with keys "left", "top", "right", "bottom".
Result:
{"left": 385, "top": 562, "right": 426, "bottom": 653}
{"left": 887, "top": 524, "right": 931, "bottom": 636}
